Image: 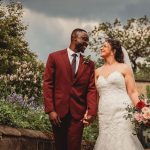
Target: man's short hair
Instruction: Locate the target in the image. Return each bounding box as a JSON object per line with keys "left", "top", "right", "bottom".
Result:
{"left": 71, "top": 28, "right": 87, "bottom": 41}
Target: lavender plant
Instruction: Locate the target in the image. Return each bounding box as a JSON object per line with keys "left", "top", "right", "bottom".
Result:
{"left": 0, "top": 93, "right": 51, "bottom": 132}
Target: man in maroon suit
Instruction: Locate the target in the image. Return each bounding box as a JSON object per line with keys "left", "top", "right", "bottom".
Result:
{"left": 43, "top": 28, "right": 97, "bottom": 150}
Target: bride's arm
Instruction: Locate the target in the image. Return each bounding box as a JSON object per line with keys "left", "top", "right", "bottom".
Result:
{"left": 95, "top": 68, "right": 100, "bottom": 102}
{"left": 124, "top": 65, "right": 139, "bottom": 106}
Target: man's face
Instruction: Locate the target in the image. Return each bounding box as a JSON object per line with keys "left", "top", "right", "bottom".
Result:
{"left": 75, "top": 31, "right": 89, "bottom": 53}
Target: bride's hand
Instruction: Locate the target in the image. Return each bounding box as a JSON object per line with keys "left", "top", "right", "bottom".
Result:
{"left": 85, "top": 115, "right": 95, "bottom": 123}
{"left": 81, "top": 112, "right": 95, "bottom": 126}
{"left": 81, "top": 111, "right": 89, "bottom": 126}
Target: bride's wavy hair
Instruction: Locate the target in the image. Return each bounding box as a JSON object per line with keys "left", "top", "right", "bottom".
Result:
{"left": 106, "top": 38, "right": 124, "bottom": 63}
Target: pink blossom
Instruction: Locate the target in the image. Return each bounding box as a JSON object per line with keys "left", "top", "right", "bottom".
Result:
{"left": 142, "top": 112, "right": 150, "bottom": 120}
{"left": 134, "top": 113, "right": 144, "bottom": 123}
{"left": 142, "top": 107, "right": 150, "bottom": 113}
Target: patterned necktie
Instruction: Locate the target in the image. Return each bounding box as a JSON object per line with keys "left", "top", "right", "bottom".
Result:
{"left": 71, "top": 53, "right": 77, "bottom": 75}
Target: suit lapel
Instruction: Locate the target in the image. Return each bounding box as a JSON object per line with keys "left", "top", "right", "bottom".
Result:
{"left": 62, "top": 49, "right": 73, "bottom": 82}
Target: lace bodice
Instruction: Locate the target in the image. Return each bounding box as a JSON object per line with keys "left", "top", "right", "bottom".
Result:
{"left": 96, "top": 71, "right": 127, "bottom": 96}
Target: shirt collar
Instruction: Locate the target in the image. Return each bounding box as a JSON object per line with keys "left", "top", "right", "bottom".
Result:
{"left": 67, "top": 48, "right": 80, "bottom": 57}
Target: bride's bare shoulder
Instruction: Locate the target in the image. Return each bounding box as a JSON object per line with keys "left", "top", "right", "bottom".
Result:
{"left": 119, "top": 63, "right": 132, "bottom": 74}
{"left": 120, "top": 63, "right": 131, "bottom": 70}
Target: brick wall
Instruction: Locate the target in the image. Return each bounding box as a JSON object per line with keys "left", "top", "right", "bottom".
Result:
{"left": 0, "top": 125, "right": 94, "bottom": 150}
{"left": 0, "top": 125, "right": 55, "bottom": 150}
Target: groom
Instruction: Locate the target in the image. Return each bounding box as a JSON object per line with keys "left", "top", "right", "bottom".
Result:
{"left": 43, "top": 28, "right": 97, "bottom": 150}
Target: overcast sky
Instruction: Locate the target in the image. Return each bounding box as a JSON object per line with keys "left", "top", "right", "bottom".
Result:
{"left": 21, "top": 0, "right": 150, "bottom": 62}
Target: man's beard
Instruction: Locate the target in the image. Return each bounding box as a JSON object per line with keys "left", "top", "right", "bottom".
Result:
{"left": 75, "top": 43, "right": 86, "bottom": 53}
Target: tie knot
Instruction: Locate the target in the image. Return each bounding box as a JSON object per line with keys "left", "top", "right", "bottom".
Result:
{"left": 72, "top": 53, "right": 77, "bottom": 58}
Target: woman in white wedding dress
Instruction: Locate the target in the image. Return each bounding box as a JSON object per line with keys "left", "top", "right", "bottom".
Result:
{"left": 94, "top": 39, "right": 144, "bottom": 150}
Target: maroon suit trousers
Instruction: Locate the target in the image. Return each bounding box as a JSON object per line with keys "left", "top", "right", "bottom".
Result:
{"left": 52, "top": 113, "right": 84, "bottom": 150}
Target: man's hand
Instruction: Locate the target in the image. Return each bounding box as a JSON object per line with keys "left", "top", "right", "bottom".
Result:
{"left": 81, "top": 111, "right": 95, "bottom": 126}
{"left": 49, "top": 111, "right": 61, "bottom": 126}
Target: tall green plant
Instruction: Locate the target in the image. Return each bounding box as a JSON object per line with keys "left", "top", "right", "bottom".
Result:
{"left": 0, "top": 0, "right": 35, "bottom": 74}
{"left": 0, "top": 0, "right": 45, "bottom": 101}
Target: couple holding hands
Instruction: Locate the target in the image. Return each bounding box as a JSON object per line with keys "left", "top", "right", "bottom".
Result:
{"left": 43, "top": 28, "right": 144, "bottom": 150}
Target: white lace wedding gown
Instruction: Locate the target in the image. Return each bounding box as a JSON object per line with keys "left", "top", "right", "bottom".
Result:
{"left": 94, "top": 71, "right": 144, "bottom": 150}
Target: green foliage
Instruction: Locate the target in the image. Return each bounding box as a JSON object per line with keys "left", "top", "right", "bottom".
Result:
{"left": 0, "top": 0, "right": 34, "bottom": 73}
{"left": 89, "top": 16, "right": 150, "bottom": 73}
{"left": 0, "top": 0, "right": 45, "bottom": 101}
{"left": 94, "top": 58, "right": 104, "bottom": 69}
{"left": 0, "top": 98, "right": 51, "bottom": 132}
{"left": 134, "top": 71, "right": 150, "bottom": 81}
{"left": 135, "top": 56, "right": 150, "bottom": 81}
{"left": 83, "top": 120, "right": 98, "bottom": 141}
{"left": 146, "top": 85, "right": 150, "bottom": 99}
{"left": 0, "top": 0, "right": 48, "bottom": 132}
{"left": 0, "top": 60, "right": 44, "bottom": 101}
{"left": 0, "top": 95, "right": 98, "bottom": 141}
{"left": 83, "top": 55, "right": 92, "bottom": 64}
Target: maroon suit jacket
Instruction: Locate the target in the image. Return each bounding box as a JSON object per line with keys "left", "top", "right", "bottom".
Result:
{"left": 43, "top": 49, "right": 97, "bottom": 120}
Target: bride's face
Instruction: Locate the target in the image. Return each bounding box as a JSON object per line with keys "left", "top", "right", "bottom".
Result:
{"left": 100, "top": 42, "right": 113, "bottom": 58}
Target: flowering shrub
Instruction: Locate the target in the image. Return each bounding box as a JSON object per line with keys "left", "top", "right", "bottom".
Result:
{"left": 0, "top": 93, "right": 98, "bottom": 141}
{"left": 0, "top": 94, "right": 51, "bottom": 132}
{"left": 124, "top": 95, "right": 150, "bottom": 132}
{"left": 6, "top": 92, "right": 38, "bottom": 108}
{"left": 0, "top": 60, "right": 44, "bottom": 102}
{"left": 0, "top": 0, "right": 45, "bottom": 103}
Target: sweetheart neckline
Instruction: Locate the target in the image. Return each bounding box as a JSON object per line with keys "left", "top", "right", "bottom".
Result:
{"left": 97, "top": 71, "right": 124, "bottom": 81}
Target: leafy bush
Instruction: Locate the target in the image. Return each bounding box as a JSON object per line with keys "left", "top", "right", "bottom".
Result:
{"left": 0, "top": 60, "right": 44, "bottom": 101}
{"left": 0, "top": 94, "right": 51, "bottom": 132}
{"left": 83, "top": 120, "right": 98, "bottom": 141}
{"left": 0, "top": 92, "right": 99, "bottom": 140}
{"left": 135, "top": 71, "right": 150, "bottom": 81}
{"left": 0, "top": 1, "right": 45, "bottom": 102}
{"left": 146, "top": 85, "right": 150, "bottom": 99}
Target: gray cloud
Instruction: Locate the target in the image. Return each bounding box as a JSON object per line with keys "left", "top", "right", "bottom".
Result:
{"left": 22, "top": 0, "right": 150, "bottom": 21}
{"left": 119, "top": 0, "right": 150, "bottom": 19}
{"left": 22, "top": 0, "right": 150, "bottom": 62}
{"left": 23, "top": 9, "right": 97, "bottom": 61}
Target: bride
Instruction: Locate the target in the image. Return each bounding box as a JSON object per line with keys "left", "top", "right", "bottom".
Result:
{"left": 94, "top": 39, "right": 144, "bottom": 150}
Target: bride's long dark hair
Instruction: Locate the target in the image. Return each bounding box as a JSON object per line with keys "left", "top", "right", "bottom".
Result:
{"left": 106, "top": 39, "right": 124, "bottom": 63}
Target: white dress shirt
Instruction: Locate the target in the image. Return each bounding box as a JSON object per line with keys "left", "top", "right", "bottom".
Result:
{"left": 67, "top": 48, "right": 80, "bottom": 73}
